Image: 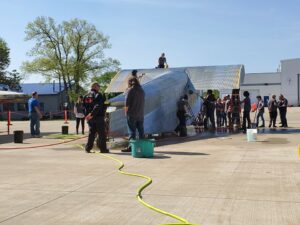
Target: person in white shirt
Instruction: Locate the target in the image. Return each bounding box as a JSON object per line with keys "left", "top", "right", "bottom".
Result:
{"left": 74, "top": 95, "right": 85, "bottom": 134}
{"left": 256, "top": 95, "right": 265, "bottom": 127}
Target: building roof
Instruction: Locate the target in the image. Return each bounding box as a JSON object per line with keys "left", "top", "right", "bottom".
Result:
{"left": 280, "top": 58, "right": 300, "bottom": 63}
{"left": 243, "top": 72, "right": 281, "bottom": 84}
{"left": 20, "top": 83, "right": 64, "bottom": 95}
{"left": 0, "top": 90, "right": 28, "bottom": 103}
{"left": 106, "top": 65, "right": 245, "bottom": 93}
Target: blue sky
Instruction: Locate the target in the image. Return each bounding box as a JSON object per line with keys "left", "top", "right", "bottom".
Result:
{"left": 1, "top": 0, "right": 300, "bottom": 82}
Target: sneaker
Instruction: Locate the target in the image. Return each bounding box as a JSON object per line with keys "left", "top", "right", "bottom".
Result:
{"left": 273, "top": 125, "right": 277, "bottom": 128}
{"left": 268, "top": 124, "right": 271, "bottom": 128}
{"left": 85, "top": 149, "right": 91, "bottom": 153}
{"left": 259, "top": 125, "right": 265, "bottom": 128}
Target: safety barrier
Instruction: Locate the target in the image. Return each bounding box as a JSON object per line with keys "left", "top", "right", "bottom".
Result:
{"left": 0, "top": 110, "right": 71, "bottom": 135}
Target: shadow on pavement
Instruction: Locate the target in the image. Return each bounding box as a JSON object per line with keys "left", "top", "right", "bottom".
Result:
{"left": 0, "top": 132, "right": 59, "bottom": 145}
{"left": 258, "top": 128, "right": 300, "bottom": 134}
{"left": 155, "top": 151, "right": 209, "bottom": 156}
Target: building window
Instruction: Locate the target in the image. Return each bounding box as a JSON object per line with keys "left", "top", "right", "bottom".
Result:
{"left": 17, "top": 103, "right": 27, "bottom": 111}
{"left": 39, "top": 102, "right": 44, "bottom": 111}
{"left": 3, "top": 103, "right": 15, "bottom": 111}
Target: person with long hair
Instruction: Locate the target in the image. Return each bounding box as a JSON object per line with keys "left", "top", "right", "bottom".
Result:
{"left": 122, "top": 74, "right": 145, "bottom": 152}
{"left": 74, "top": 95, "right": 85, "bottom": 134}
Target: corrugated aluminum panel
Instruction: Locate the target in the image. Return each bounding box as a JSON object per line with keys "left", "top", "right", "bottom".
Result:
{"left": 186, "top": 65, "right": 245, "bottom": 90}
{"left": 106, "top": 68, "right": 175, "bottom": 93}
{"left": 106, "top": 64, "right": 244, "bottom": 136}
{"left": 106, "top": 65, "right": 244, "bottom": 93}
{"left": 108, "top": 70, "right": 196, "bottom": 136}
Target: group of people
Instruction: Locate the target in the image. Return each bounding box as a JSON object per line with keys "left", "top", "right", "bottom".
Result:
{"left": 75, "top": 77, "right": 144, "bottom": 154}
{"left": 27, "top": 72, "right": 145, "bottom": 154}
{"left": 258, "top": 94, "right": 289, "bottom": 128}
{"left": 173, "top": 89, "right": 289, "bottom": 137}
{"left": 81, "top": 71, "right": 145, "bottom": 153}
{"left": 214, "top": 92, "right": 288, "bottom": 131}
{"left": 28, "top": 68, "right": 289, "bottom": 153}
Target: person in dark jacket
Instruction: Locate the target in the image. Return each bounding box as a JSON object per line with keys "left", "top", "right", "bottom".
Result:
{"left": 241, "top": 91, "right": 251, "bottom": 132}
{"left": 203, "top": 90, "right": 216, "bottom": 129}
{"left": 268, "top": 94, "right": 278, "bottom": 128}
{"left": 278, "top": 94, "right": 288, "bottom": 127}
{"left": 157, "top": 53, "right": 167, "bottom": 68}
{"left": 174, "top": 95, "right": 188, "bottom": 137}
{"left": 122, "top": 75, "right": 145, "bottom": 152}
{"left": 83, "top": 82, "right": 108, "bottom": 153}
{"left": 215, "top": 98, "right": 224, "bottom": 127}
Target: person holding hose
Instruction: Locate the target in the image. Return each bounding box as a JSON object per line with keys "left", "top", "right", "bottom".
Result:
{"left": 83, "top": 82, "right": 109, "bottom": 153}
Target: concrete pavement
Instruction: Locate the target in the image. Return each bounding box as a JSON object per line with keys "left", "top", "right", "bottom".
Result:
{"left": 0, "top": 109, "right": 299, "bottom": 225}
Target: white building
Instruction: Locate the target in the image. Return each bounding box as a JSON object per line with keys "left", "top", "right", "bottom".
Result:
{"left": 241, "top": 58, "right": 300, "bottom": 106}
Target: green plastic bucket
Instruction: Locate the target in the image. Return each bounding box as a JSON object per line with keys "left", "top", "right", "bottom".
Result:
{"left": 130, "top": 139, "right": 155, "bottom": 158}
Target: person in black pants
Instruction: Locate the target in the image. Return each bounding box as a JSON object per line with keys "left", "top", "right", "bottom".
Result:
{"left": 74, "top": 95, "right": 85, "bottom": 134}
{"left": 83, "top": 82, "right": 108, "bottom": 153}
{"left": 241, "top": 91, "right": 251, "bottom": 133}
{"left": 157, "top": 53, "right": 167, "bottom": 68}
{"left": 278, "top": 94, "right": 288, "bottom": 127}
{"left": 175, "top": 95, "right": 188, "bottom": 137}
{"left": 203, "top": 90, "right": 216, "bottom": 130}
{"left": 268, "top": 94, "right": 278, "bottom": 128}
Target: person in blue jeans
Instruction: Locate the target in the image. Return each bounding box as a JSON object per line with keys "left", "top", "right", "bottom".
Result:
{"left": 28, "top": 91, "right": 43, "bottom": 137}
{"left": 122, "top": 75, "right": 145, "bottom": 152}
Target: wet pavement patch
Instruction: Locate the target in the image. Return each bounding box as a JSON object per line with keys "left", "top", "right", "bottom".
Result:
{"left": 261, "top": 138, "right": 289, "bottom": 144}
{"left": 258, "top": 128, "right": 300, "bottom": 134}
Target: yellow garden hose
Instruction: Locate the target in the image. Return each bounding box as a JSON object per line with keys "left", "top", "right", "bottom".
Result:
{"left": 89, "top": 149, "right": 198, "bottom": 225}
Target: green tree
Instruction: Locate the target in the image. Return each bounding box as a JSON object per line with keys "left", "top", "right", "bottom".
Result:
{"left": 92, "top": 71, "right": 118, "bottom": 92}
{"left": 0, "top": 38, "right": 10, "bottom": 78}
{"left": 23, "top": 16, "right": 119, "bottom": 102}
{"left": 6, "top": 70, "right": 22, "bottom": 91}
{"left": 92, "top": 71, "right": 120, "bottom": 99}
{"left": 0, "top": 38, "right": 22, "bottom": 91}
